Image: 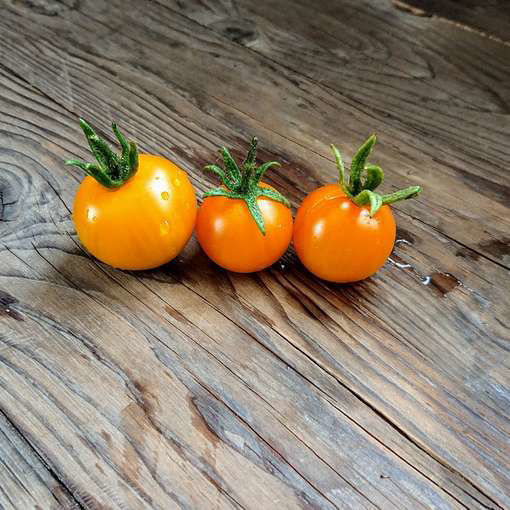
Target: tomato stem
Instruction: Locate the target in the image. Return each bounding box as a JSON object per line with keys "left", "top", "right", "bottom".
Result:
{"left": 65, "top": 119, "right": 139, "bottom": 188}
{"left": 204, "top": 137, "right": 290, "bottom": 235}
{"left": 331, "top": 135, "right": 421, "bottom": 217}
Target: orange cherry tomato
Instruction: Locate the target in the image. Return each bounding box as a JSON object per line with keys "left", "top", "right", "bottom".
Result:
{"left": 68, "top": 120, "right": 196, "bottom": 270}
{"left": 293, "top": 136, "right": 421, "bottom": 283}
{"left": 196, "top": 183, "right": 293, "bottom": 273}
{"left": 196, "top": 137, "right": 293, "bottom": 273}
{"left": 293, "top": 183, "right": 396, "bottom": 282}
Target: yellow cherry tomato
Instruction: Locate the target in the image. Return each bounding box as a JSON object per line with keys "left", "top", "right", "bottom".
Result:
{"left": 67, "top": 120, "right": 196, "bottom": 270}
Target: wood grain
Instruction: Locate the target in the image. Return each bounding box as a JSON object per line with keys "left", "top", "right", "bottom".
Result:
{"left": 0, "top": 410, "right": 80, "bottom": 509}
{"left": 156, "top": 0, "right": 510, "bottom": 268}
{"left": 395, "top": 0, "right": 510, "bottom": 43}
{"left": 0, "top": 74, "right": 477, "bottom": 508}
{"left": 0, "top": 0, "right": 509, "bottom": 508}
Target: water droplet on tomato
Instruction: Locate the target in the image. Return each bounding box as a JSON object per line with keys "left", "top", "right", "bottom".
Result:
{"left": 161, "top": 191, "right": 169, "bottom": 201}
{"left": 160, "top": 219, "right": 170, "bottom": 235}
{"left": 174, "top": 177, "right": 181, "bottom": 187}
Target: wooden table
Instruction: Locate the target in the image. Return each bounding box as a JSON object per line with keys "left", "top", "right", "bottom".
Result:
{"left": 1, "top": 0, "right": 509, "bottom": 508}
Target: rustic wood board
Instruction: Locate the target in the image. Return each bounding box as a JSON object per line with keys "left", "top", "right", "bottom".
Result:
{"left": 0, "top": 0, "right": 509, "bottom": 508}
{"left": 395, "top": 0, "right": 510, "bottom": 43}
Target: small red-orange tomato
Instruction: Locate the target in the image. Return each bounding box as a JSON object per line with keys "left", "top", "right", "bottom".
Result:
{"left": 294, "top": 184, "right": 396, "bottom": 282}
{"left": 196, "top": 183, "right": 293, "bottom": 273}
{"left": 196, "top": 137, "right": 293, "bottom": 273}
{"left": 293, "top": 136, "right": 420, "bottom": 283}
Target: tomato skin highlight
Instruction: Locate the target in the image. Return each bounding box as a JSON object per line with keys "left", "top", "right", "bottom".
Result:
{"left": 73, "top": 154, "right": 197, "bottom": 270}
{"left": 196, "top": 183, "right": 293, "bottom": 273}
{"left": 293, "top": 184, "right": 396, "bottom": 283}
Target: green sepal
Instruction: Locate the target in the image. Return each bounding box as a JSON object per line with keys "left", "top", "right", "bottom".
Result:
{"left": 203, "top": 186, "right": 268, "bottom": 235}
{"left": 242, "top": 137, "right": 258, "bottom": 169}
{"left": 245, "top": 195, "right": 266, "bottom": 235}
{"left": 203, "top": 138, "right": 290, "bottom": 235}
{"left": 79, "top": 119, "right": 120, "bottom": 178}
{"left": 64, "top": 160, "right": 120, "bottom": 188}
{"left": 330, "top": 135, "right": 421, "bottom": 217}
{"left": 204, "top": 164, "right": 227, "bottom": 182}
{"left": 382, "top": 186, "right": 421, "bottom": 204}
{"left": 113, "top": 123, "right": 129, "bottom": 160}
{"left": 220, "top": 147, "right": 242, "bottom": 188}
{"left": 65, "top": 118, "right": 139, "bottom": 189}
{"left": 331, "top": 144, "right": 351, "bottom": 197}
{"left": 126, "top": 142, "right": 139, "bottom": 180}
{"left": 363, "top": 164, "right": 384, "bottom": 191}
{"left": 349, "top": 134, "right": 376, "bottom": 195}
{"left": 203, "top": 187, "right": 245, "bottom": 200}
{"left": 257, "top": 187, "right": 290, "bottom": 208}
{"left": 254, "top": 161, "right": 281, "bottom": 184}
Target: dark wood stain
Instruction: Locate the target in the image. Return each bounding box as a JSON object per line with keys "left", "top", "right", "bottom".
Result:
{"left": 12, "top": 0, "right": 79, "bottom": 17}
{"left": 132, "top": 380, "right": 158, "bottom": 419}
{"left": 0, "top": 290, "right": 23, "bottom": 321}
{"left": 164, "top": 304, "right": 188, "bottom": 324}
{"left": 455, "top": 247, "right": 480, "bottom": 261}
{"left": 210, "top": 18, "right": 259, "bottom": 45}
{"left": 396, "top": 227, "right": 416, "bottom": 245}
{"left": 479, "top": 238, "right": 510, "bottom": 261}
{"left": 100, "top": 430, "right": 112, "bottom": 446}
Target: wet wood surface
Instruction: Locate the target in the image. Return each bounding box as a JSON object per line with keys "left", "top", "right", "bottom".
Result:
{"left": 0, "top": 0, "right": 509, "bottom": 508}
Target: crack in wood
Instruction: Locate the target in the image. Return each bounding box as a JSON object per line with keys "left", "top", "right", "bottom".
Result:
{"left": 0, "top": 408, "right": 86, "bottom": 509}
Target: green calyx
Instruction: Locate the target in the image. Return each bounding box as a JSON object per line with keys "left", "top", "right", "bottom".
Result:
{"left": 65, "top": 118, "right": 139, "bottom": 188}
{"left": 204, "top": 137, "right": 290, "bottom": 235}
{"left": 331, "top": 135, "right": 421, "bottom": 216}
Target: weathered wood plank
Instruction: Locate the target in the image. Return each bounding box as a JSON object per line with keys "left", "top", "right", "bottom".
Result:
{"left": 0, "top": 198, "right": 466, "bottom": 508}
{"left": 155, "top": 0, "right": 510, "bottom": 268}
{"left": 395, "top": 0, "right": 510, "bottom": 43}
{"left": 4, "top": 0, "right": 510, "bottom": 274}
{"left": 0, "top": 148, "right": 466, "bottom": 509}
{"left": 0, "top": 410, "right": 81, "bottom": 510}
{"left": 0, "top": 27, "right": 508, "bottom": 510}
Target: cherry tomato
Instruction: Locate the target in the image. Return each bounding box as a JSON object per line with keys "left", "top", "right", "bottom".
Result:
{"left": 197, "top": 183, "right": 293, "bottom": 273}
{"left": 293, "top": 136, "right": 421, "bottom": 283}
{"left": 196, "top": 138, "right": 292, "bottom": 273}
{"left": 68, "top": 120, "right": 196, "bottom": 270}
{"left": 294, "top": 184, "right": 396, "bottom": 282}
